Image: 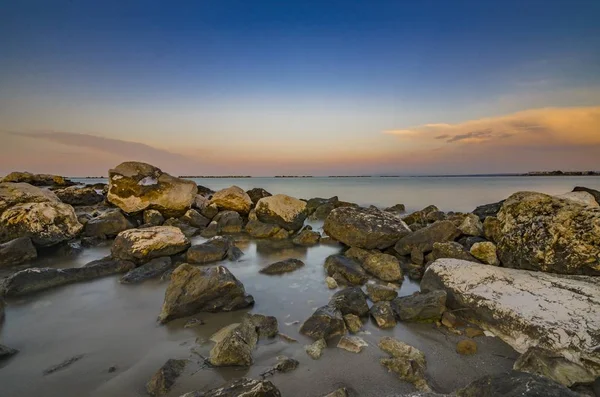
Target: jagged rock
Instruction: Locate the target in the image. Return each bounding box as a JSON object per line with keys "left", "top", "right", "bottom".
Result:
{"left": 111, "top": 226, "right": 190, "bottom": 264}
{"left": 458, "top": 214, "right": 484, "bottom": 236}
{"left": 556, "top": 191, "right": 600, "bottom": 208}
{"left": 394, "top": 221, "right": 461, "bottom": 256}
{"left": 210, "top": 186, "right": 253, "bottom": 215}
{"left": 120, "top": 257, "right": 172, "bottom": 284}
{"left": 361, "top": 252, "right": 403, "bottom": 282}
{"left": 456, "top": 339, "right": 477, "bottom": 355}
{"left": 55, "top": 186, "right": 104, "bottom": 206}
{"left": 325, "top": 277, "right": 338, "bottom": 289}
{"left": 329, "top": 287, "right": 369, "bottom": 316}
{"left": 83, "top": 209, "right": 133, "bottom": 238}
{"left": 292, "top": 229, "right": 320, "bottom": 246}
{"left": 378, "top": 337, "right": 430, "bottom": 392}
{"left": 107, "top": 162, "right": 197, "bottom": 217}
{"left": 158, "top": 264, "right": 254, "bottom": 323}
{"left": 2, "top": 258, "right": 135, "bottom": 297}
{"left": 0, "top": 344, "right": 18, "bottom": 359}
{"left": 246, "top": 188, "right": 272, "bottom": 205}
{"left": 470, "top": 241, "right": 499, "bottom": 265}
{"left": 324, "top": 206, "right": 410, "bottom": 249}
{"left": 246, "top": 313, "right": 278, "bottom": 338}
{"left": 402, "top": 205, "right": 439, "bottom": 225}
{"left": 483, "top": 216, "right": 501, "bottom": 243}
{"left": 472, "top": 200, "right": 504, "bottom": 221}
{"left": 337, "top": 335, "right": 368, "bottom": 353}
{"left": 455, "top": 371, "right": 580, "bottom": 397}
{"left": 305, "top": 338, "right": 327, "bottom": 359}
{"left": 431, "top": 241, "right": 478, "bottom": 262}
{"left": 2, "top": 172, "right": 75, "bottom": 187}
{"left": 143, "top": 209, "right": 165, "bottom": 226}
{"left": 186, "top": 237, "right": 234, "bottom": 264}
{"left": 163, "top": 217, "right": 198, "bottom": 237}
{"left": 245, "top": 219, "right": 288, "bottom": 239}
{"left": 0, "top": 237, "right": 37, "bottom": 268}
{"left": 421, "top": 259, "right": 600, "bottom": 386}
{"left": 259, "top": 258, "right": 305, "bottom": 274}
{"left": 299, "top": 305, "right": 346, "bottom": 340}
{"left": 180, "top": 378, "right": 281, "bottom": 397}
{"left": 182, "top": 209, "right": 211, "bottom": 228}
{"left": 213, "top": 210, "right": 244, "bottom": 233}
{"left": 366, "top": 283, "right": 398, "bottom": 302}
{"left": 391, "top": 290, "right": 446, "bottom": 322}
{"left": 209, "top": 317, "right": 258, "bottom": 366}
{"left": 255, "top": 194, "right": 307, "bottom": 232}
{"left": 370, "top": 301, "right": 396, "bottom": 328}
{"left": 343, "top": 314, "right": 363, "bottom": 333}
{"left": 146, "top": 359, "right": 187, "bottom": 396}
{"left": 324, "top": 255, "right": 368, "bottom": 285}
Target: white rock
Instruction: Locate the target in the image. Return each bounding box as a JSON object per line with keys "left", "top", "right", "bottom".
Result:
{"left": 555, "top": 191, "right": 600, "bottom": 208}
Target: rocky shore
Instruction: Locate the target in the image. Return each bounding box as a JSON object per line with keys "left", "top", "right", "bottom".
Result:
{"left": 0, "top": 162, "right": 599, "bottom": 397}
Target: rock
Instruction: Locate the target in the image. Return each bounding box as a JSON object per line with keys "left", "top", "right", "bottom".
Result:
{"left": 209, "top": 317, "right": 258, "bottom": 366}
{"left": 456, "top": 339, "right": 477, "bottom": 355}
{"left": 143, "top": 209, "right": 165, "bottom": 226}
{"left": 394, "top": 221, "right": 461, "bottom": 256}
{"left": 324, "top": 255, "right": 368, "bottom": 285}
{"left": 83, "top": 209, "right": 133, "bottom": 238}
{"left": 426, "top": 211, "right": 446, "bottom": 223}
{"left": 470, "top": 242, "right": 499, "bottom": 265}
{"left": 213, "top": 210, "right": 244, "bottom": 233}
{"left": 306, "top": 196, "right": 338, "bottom": 215}
{"left": 441, "top": 311, "right": 458, "bottom": 328}
{"left": 186, "top": 237, "right": 234, "bottom": 264}
{"left": 384, "top": 203, "right": 406, "bottom": 213}
{"left": 200, "top": 203, "right": 219, "bottom": 220}
{"left": 246, "top": 188, "right": 272, "bottom": 204}
{"left": 344, "top": 246, "right": 372, "bottom": 263}
{"left": 465, "top": 327, "right": 484, "bottom": 338}
{"left": 158, "top": 264, "right": 254, "bottom": 323}
{"left": 0, "top": 344, "right": 18, "bottom": 360}
{"left": 210, "top": 186, "right": 253, "bottom": 214}
{"left": 299, "top": 305, "right": 346, "bottom": 340}
{"left": 111, "top": 226, "right": 190, "bottom": 264}
{"left": 402, "top": 205, "right": 439, "bottom": 225}
{"left": 259, "top": 258, "right": 305, "bottom": 274}
{"left": 325, "top": 277, "right": 338, "bottom": 289}
{"left": 107, "top": 162, "right": 197, "bottom": 217}
{"left": 324, "top": 206, "right": 411, "bottom": 249}
{"left": 211, "top": 323, "right": 241, "bottom": 343}
{"left": 455, "top": 371, "right": 580, "bottom": 397}
{"left": 163, "top": 217, "right": 198, "bottom": 238}
{"left": 431, "top": 241, "right": 478, "bottom": 262}
{"left": 573, "top": 186, "right": 600, "bottom": 205}
{"left": 184, "top": 318, "right": 205, "bottom": 328}
{"left": 146, "top": 359, "right": 187, "bottom": 396}
{"left": 366, "top": 283, "right": 398, "bottom": 302}
{"left": 245, "top": 219, "right": 288, "bottom": 239}
{"left": 378, "top": 337, "right": 429, "bottom": 392}
{"left": 321, "top": 388, "right": 348, "bottom": 397}
{"left": 54, "top": 186, "right": 104, "bottom": 206}
{"left": 482, "top": 216, "right": 501, "bottom": 243}
{"left": 496, "top": 191, "right": 600, "bottom": 275}
{"left": 305, "top": 338, "right": 327, "bottom": 359}
{"left": 361, "top": 252, "right": 403, "bottom": 282}
{"left": 556, "top": 191, "right": 600, "bottom": 208}
{"left": 246, "top": 313, "right": 278, "bottom": 338}
{"left": 472, "top": 200, "right": 504, "bottom": 221}
{"left": 337, "top": 335, "right": 368, "bottom": 353}
{"left": 370, "top": 301, "right": 396, "bottom": 328}
{"left": 458, "top": 213, "right": 484, "bottom": 237}
{"left": 329, "top": 287, "right": 369, "bottom": 316}
{"left": 181, "top": 209, "right": 210, "bottom": 228}
{"left": 460, "top": 236, "right": 487, "bottom": 250}
{"left": 267, "top": 356, "right": 299, "bottom": 374}
{"left": 421, "top": 259, "right": 600, "bottom": 386}
{"left": 0, "top": 237, "right": 37, "bottom": 268}
{"left": 43, "top": 354, "right": 85, "bottom": 375}
{"left": 1, "top": 258, "right": 135, "bottom": 297}
{"left": 200, "top": 221, "right": 218, "bottom": 238}
{"left": 343, "top": 314, "right": 363, "bottom": 333}
{"left": 120, "top": 257, "right": 172, "bottom": 284}
{"left": 227, "top": 246, "right": 244, "bottom": 261}
{"left": 255, "top": 194, "right": 307, "bottom": 232}
{"left": 292, "top": 229, "right": 320, "bottom": 246}
{"left": 196, "top": 185, "right": 215, "bottom": 197}
{"left": 2, "top": 172, "right": 75, "bottom": 187}
{"left": 391, "top": 290, "right": 447, "bottom": 322}
{"left": 180, "top": 378, "right": 281, "bottom": 397}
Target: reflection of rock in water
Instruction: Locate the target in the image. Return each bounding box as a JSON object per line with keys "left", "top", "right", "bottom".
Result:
{"left": 255, "top": 240, "right": 308, "bottom": 261}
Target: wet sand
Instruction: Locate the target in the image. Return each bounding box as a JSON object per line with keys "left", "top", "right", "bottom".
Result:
{"left": 0, "top": 224, "right": 518, "bottom": 397}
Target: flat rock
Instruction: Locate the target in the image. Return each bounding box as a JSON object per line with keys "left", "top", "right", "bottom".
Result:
{"left": 111, "top": 226, "right": 190, "bottom": 264}
{"left": 210, "top": 186, "right": 252, "bottom": 215}
{"left": 146, "top": 359, "right": 187, "bottom": 396}
{"left": 299, "top": 305, "right": 346, "bottom": 340}
{"left": 0, "top": 237, "right": 37, "bottom": 268}
{"left": 394, "top": 221, "right": 461, "bottom": 255}
{"left": 259, "top": 258, "right": 305, "bottom": 274}
{"left": 180, "top": 378, "right": 281, "bottom": 397}
{"left": 337, "top": 335, "right": 368, "bottom": 353}
{"left": 120, "top": 257, "right": 172, "bottom": 284}
{"left": 421, "top": 259, "right": 600, "bottom": 385}
{"left": 255, "top": 194, "right": 307, "bottom": 231}
{"left": 391, "top": 290, "right": 447, "bottom": 322}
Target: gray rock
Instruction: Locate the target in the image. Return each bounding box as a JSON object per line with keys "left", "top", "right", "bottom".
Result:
{"left": 0, "top": 237, "right": 37, "bottom": 268}
{"left": 394, "top": 221, "right": 461, "bottom": 255}
{"left": 329, "top": 287, "right": 370, "bottom": 316}
{"left": 455, "top": 371, "right": 580, "bottom": 397}
{"left": 200, "top": 221, "right": 218, "bottom": 238}
{"left": 143, "top": 209, "right": 165, "bottom": 226}
{"left": 213, "top": 210, "right": 244, "bottom": 233}
{"left": 384, "top": 203, "right": 406, "bottom": 213}
{"left": 55, "top": 186, "right": 104, "bottom": 206}
{"left": 299, "top": 305, "right": 346, "bottom": 340}
{"left": 181, "top": 209, "right": 210, "bottom": 228}
{"left": 391, "top": 290, "right": 447, "bottom": 322}
{"left": 43, "top": 354, "right": 85, "bottom": 375}
{"left": 120, "top": 257, "right": 172, "bottom": 284}
{"left": 324, "top": 255, "right": 368, "bottom": 285}
{"left": 259, "top": 258, "right": 305, "bottom": 274}
{"left": 0, "top": 344, "right": 18, "bottom": 360}
{"left": 573, "top": 186, "right": 600, "bottom": 205}
{"left": 460, "top": 236, "right": 487, "bottom": 250}
{"left": 402, "top": 205, "right": 439, "bottom": 225}
{"left": 246, "top": 188, "right": 272, "bottom": 205}
{"left": 83, "top": 209, "right": 134, "bottom": 238}
{"left": 146, "top": 359, "right": 187, "bottom": 396}
{"left": 186, "top": 237, "right": 233, "bottom": 264}
{"left": 306, "top": 196, "right": 338, "bottom": 215}
{"left": 472, "top": 200, "right": 504, "bottom": 221}
{"left": 180, "top": 378, "right": 281, "bottom": 397}
{"left": 305, "top": 338, "right": 327, "bottom": 359}
{"left": 246, "top": 313, "right": 278, "bottom": 338}
{"left": 431, "top": 241, "right": 478, "bottom": 262}
{"left": 370, "top": 301, "right": 396, "bottom": 329}
{"left": 458, "top": 214, "right": 484, "bottom": 237}
{"left": 163, "top": 217, "right": 198, "bottom": 238}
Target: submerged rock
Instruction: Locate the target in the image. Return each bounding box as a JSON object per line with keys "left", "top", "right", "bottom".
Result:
{"left": 83, "top": 209, "right": 133, "bottom": 238}
{"left": 329, "top": 287, "right": 369, "bottom": 316}
{"left": 210, "top": 186, "right": 253, "bottom": 215}
{"left": 120, "top": 257, "right": 172, "bottom": 284}
{"left": 321, "top": 389, "right": 349, "bottom": 397}
{"left": 299, "top": 305, "right": 346, "bottom": 340}
{"left": 324, "top": 206, "right": 411, "bottom": 249}
{"left": 111, "top": 226, "right": 190, "bottom": 264}
{"left": 55, "top": 186, "right": 104, "bottom": 206}
{"left": 497, "top": 191, "right": 600, "bottom": 275}
{"left": 421, "top": 259, "right": 600, "bottom": 386}
{"left": 0, "top": 344, "right": 18, "bottom": 360}
{"left": 391, "top": 290, "right": 447, "bottom": 322}
{"left": 378, "top": 337, "right": 430, "bottom": 391}
{"left": 2, "top": 258, "right": 135, "bottom": 297}
{"left": 324, "top": 255, "right": 368, "bottom": 285}
{"left": 158, "top": 264, "right": 254, "bottom": 323}
{"left": 43, "top": 354, "right": 85, "bottom": 375}
{"left": 259, "top": 258, "right": 305, "bottom": 274}
{"left": 456, "top": 371, "right": 580, "bottom": 397}
{"left": 0, "top": 237, "right": 37, "bottom": 268}
{"left": 255, "top": 194, "right": 307, "bottom": 232}
{"left": 146, "top": 359, "right": 187, "bottom": 396}
{"left": 305, "top": 338, "right": 327, "bottom": 359}
{"left": 394, "top": 221, "right": 461, "bottom": 255}
{"left": 456, "top": 339, "right": 477, "bottom": 355}
{"left": 209, "top": 317, "right": 258, "bottom": 366}
{"left": 107, "top": 161, "right": 197, "bottom": 217}
{"left": 180, "top": 378, "right": 281, "bottom": 397}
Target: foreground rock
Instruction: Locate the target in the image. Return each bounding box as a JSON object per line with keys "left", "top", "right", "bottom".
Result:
{"left": 210, "top": 186, "right": 253, "bottom": 215}
{"left": 394, "top": 220, "right": 460, "bottom": 255}
{"left": 255, "top": 194, "right": 307, "bottom": 231}
{"left": 120, "top": 257, "right": 172, "bottom": 284}
{"left": 370, "top": 301, "right": 396, "bottom": 328}
{"left": 158, "top": 264, "right": 254, "bottom": 323}
{"left": 324, "top": 206, "right": 411, "bottom": 249}
{"left": 324, "top": 255, "right": 368, "bottom": 285}
{"left": 556, "top": 191, "right": 600, "bottom": 208}
{"left": 55, "top": 186, "right": 104, "bottom": 206}
{"left": 421, "top": 259, "right": 600, "bottom": 386}
{"left": 0, "top": 237, "right": 37, "bottom": 268}
{"left": 259, "top": 258, "right": 305, "bottom": 274}
{"left": 146, "top": 359, "right": 187, "bottom": 396}
{"left": 329, "top": 287, "right": 369, "bottom": 316}
{"left": 107, "top": 161, "right": 197, "bottom": 217}
{"left": 456, "top": 371, "right": 580, "bottom": 397}
{"left": 209, "top": 317, "right": 258, "bottom": 366}
{"left": 2, "top": 258, "right": 135, "bottom": 297}
{"left": 299, "top": 305, "right": 346, "bottom": 340}
{"left": 378, "top": 337, "right": 430, "bottom": 391}
{"left": 496, "top": 191, "right": 600, "bottom": 275}
{"left": 111, "top": 226, "right": 190, "bottom": 264}
{"left": 2, "top": 172, "right": 75, "bottom": 187}
{"left": 180, "top": 378, "right": 281, "bottom": 397}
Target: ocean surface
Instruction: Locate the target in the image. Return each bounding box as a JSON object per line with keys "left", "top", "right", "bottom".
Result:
{"left": 74, "top": 176, "right": 600, "bottom": 213}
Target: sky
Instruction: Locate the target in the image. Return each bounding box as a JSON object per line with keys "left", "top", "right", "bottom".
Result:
{"left": 1, "top": 0, "right": 599, "bottom": 176}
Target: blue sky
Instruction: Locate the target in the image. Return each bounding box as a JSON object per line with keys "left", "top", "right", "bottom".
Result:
{"left": 1, "top": 0, "right": 599, "bottom": 175}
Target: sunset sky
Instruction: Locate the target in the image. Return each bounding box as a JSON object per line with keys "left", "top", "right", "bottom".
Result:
{"left": 1, "top": 0, "right": 599, "bottom": 176}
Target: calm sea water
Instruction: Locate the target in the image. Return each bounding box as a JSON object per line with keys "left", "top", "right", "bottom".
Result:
{"left": 74, "top": 176, "right": 600, "bottom": 213}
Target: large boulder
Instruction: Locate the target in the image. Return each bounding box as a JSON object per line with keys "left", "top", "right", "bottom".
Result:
{"left": 209, "top": 186, "right": 252, "bottom": 214}
{"left": 111, "top": 226, "right": 190, "bottom": 264}
{"left": 421, "top": 259, "right": 600, "bottom": 386}
{"left": 324, "top": 206, "right": 410, "bottom": 250}
{"left": 255, "top": 194, "right": 307, "bottom": 231}
{"left": 158, "top": 264, "right": 254, "bottom": 323}
{"left": 496, "top": 191, "right": 600, "bottom": 275}
{"left": 394, "top": 220, "right": 461, "bottom": 255}
{"left": 180, "top": 378, "right": 281, "bottom": 397}
{"left": 555, "top": 191, "right": 600, "bottom": 208}
{"left": 1, "top": 172, "right": 75, "bottom": 187}
{"left": 0, "top": 237, "right": 37, "bottom": 268}
{"left": 0, "top": 182, "right": 60, "bottom": 211}
{"left": 299, "top": 305, "right": 346, "bottom": 340}
{"left": 83, "top": 209, "right": 133, "bottom": 238}
{"left": 324, "top": 255, "right": 368, "bottom": 285}
{"left": 1, "top": 258, "right": 135, "bottom": 297}
{"left": 107, "top": 162, "right": 197, "bottom": 217}
{"left": 54, "top": 186, "right": 104, "bottom": 206}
